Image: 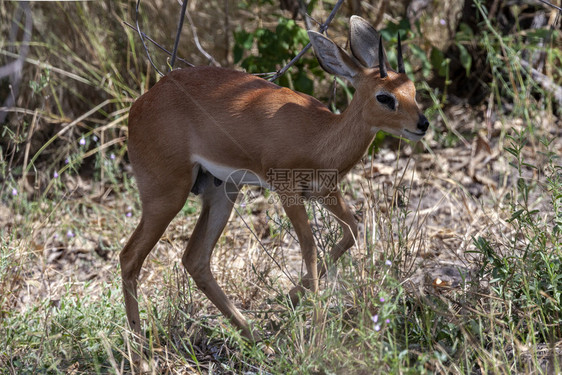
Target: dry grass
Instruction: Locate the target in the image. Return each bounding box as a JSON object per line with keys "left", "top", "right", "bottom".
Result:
{"left": 4, "top": 106, "right": 560, "bottom": 372}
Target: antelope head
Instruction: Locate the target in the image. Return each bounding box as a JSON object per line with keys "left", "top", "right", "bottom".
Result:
{"left": 308, "top": 16, "right": 429, "bottom": 141}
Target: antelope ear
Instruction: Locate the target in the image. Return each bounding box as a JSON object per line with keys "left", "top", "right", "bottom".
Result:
{"left": 308, "top": 31, "right": 361, "bottom": 85}
{"left": 349, "top": 15, "right": 386, "bottom": 69}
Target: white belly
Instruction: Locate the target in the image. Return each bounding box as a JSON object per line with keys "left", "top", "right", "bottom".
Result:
{"left": 191, "top": 155, "right": 271, "bottom": 189}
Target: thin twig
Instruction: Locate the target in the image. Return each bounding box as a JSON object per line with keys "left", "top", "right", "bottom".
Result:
{"left": 123, "top": 21, "right": 194, "bottom": 67}
{"left": 0, "top": 1, "right": 32, "bottom": 124}
{"left": 298, "top": 0, "right": 313, "bottom": 31}
{"left": 519, "top": 58, "right": 562, "bottom": 105}
{"left": 267, "top": 0, "right": 345, "bottom": 82}
{"left": 223, "top": 0, "right": 230, "bottom": 63}
{"left": 135, "top": 0, "right": 164, "bottom": 76}
{"left": 183, "top": 4, "right": 220, "bottom": 66}
{"left": 170, "top": 0, "right": 189, "bottom": 69}
{"left": 1, "top": 1, "right": 32, "bottom": 196}
{"left": 536, "top": 0, "right": 562, "bottom": 12}
{"left": 233, "top": 205, "right": 298, "bottom": 287}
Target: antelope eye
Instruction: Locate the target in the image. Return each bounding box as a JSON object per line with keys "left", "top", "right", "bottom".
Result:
{"left": 376, "top": 94, "right": 396, "bottom": 110}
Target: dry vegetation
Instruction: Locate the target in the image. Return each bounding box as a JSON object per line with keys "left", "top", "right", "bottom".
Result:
{"left": 1, "top": 0, "right": 561, "bottom": 374}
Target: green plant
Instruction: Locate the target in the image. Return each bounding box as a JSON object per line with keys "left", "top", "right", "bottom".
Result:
{"left": 472, "top": 130, "right": 561, "bottom": 351}
{"left": 234, "top": 17, "right": 319, "bottom": 94}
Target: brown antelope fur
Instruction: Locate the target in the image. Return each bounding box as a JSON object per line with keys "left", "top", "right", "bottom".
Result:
{"left": 121, "top": 15, "right": 429, "bottom": 357}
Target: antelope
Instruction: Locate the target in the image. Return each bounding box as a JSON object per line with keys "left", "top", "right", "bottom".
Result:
{"left": 121, "top": 15, "right": 428, "bottom": 348}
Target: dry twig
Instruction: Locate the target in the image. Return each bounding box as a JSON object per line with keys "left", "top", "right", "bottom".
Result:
{"left": 123, "top": 21, "right": 194, "bottom": 68}
{"left": 134, "top": 0, "right": 164, "bottom": 76}
{"left": 267, "top": 0, "right": 345, "bottom": 82}
{"left": 0, "top": 1, "right": 32, "bottom": 124}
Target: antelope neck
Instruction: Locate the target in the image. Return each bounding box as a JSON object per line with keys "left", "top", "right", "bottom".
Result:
{"left": 312, "top": 97, "right": 375, "bottom": 176}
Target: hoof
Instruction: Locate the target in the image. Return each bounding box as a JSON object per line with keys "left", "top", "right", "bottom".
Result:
{"left": 259, "top": 342, "right": 275, "bottom": 356}
{"left": 288, "top": 285, "right": 307, "bottom": 307}
{"left": 130, "top": 355, "right": 151, "bottom": 374}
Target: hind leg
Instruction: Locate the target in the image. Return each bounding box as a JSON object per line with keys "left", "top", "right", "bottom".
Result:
{"left": 181, "top": 180, "right": 259, "bottom": 340}
{"left": 120, "top": 172, "right": 191, "bottom": 361}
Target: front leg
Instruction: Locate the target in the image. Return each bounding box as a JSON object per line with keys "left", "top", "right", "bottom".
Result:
{"left": 281, "top": 196, "right": 319, "bottom": 298}
{"left": 289, "top": 190, "right": 358, "bottom": 305}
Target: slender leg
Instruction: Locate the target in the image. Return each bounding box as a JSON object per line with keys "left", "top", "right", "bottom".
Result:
{"left": 282, "top": 197, "right": 318, "bottom": 302}
{"left": 181, "top": 180, "right": 260, "bottom": 341}
{"left": 120, "top": 182, "right": 190, "bottom": 364}
{"left": 289, "top": 190, "right": 358, "bottom": 304}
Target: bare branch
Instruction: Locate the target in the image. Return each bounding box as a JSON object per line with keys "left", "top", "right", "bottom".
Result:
{"left": 170, "top": 0, "right": 189, "bottom": 69}
{"left": 536, "top": 0, "right": 562, "bottom": 12}
{"left": 519, "top": 58, "right": 562, "bottom": 106}
{"left": 135, "top": 0, "right": 164, "bottom": 76}
{"left": 123, "top": 21, "right": 194, "bottom": 67}
{"left": 298, "top": 0, "right": 314, "bottom": 31}
{"left": 267, "top": 0, "right": 345, "bottom": 82}
{"left": 183, "top": 3, "right": 220, "bottom": 66}
{"left": 0, "top": 1, "right": 32, "bottom": 125}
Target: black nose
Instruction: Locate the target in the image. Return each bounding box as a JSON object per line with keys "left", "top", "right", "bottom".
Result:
{"left": 417, "top": 114, "right": 429, "bottom": 132}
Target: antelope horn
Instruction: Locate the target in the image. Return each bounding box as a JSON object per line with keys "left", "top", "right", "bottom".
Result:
{"left": 397, "top": 33, "right": 405, "bottom": 73}
{"left": 379, "top": 35, "right": 387, "bottom": 78}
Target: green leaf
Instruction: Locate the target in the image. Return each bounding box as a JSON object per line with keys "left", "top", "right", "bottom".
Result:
{"left": 456, "top": 22, "right": 474, "bottom": 41}
{"left": 525, "top": 28, "right": 551, "bottom": 41}
{"left": 233, "top": 44, "right": 244, "bottom": 64}
{"left": 234, "top": 29, "right": 253, "bottom": 49}
{"left": 293, "top": 70, "right": 313, "bottom": 95}
{"left": 430, "top": 47, "right": 447, "bottom": 77}
{"left": 510, "top": 209, "right": 525, "bottom": 221}
{"left": 410, "top": 45, "right": 431, "bottom": 78}
{"left": 456, "top": 43, "right": 472, "bottom": 77}
{"left": 233, "top": 29, "right": 254, "bottom": 63}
